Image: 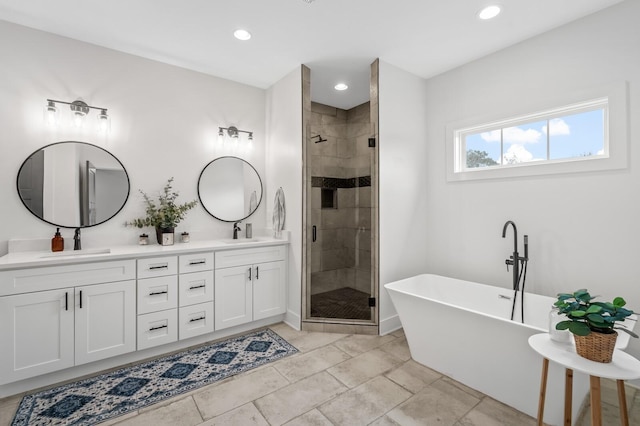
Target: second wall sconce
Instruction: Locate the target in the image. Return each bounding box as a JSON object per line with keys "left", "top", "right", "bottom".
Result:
{"left": 45, "top": 98, "right": 110, "bottom": 132}
{"left": 218, "top": 126, "right": 253, "bottom": 140}
{"left": 217, "top": 125, "right": 254, "bottom": 153}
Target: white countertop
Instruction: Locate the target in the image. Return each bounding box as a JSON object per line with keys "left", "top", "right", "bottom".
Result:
{"left": 0, "top": 236, "right": 289, "bottom": 270}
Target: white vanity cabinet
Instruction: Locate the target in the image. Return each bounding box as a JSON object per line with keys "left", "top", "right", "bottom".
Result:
{"left": 178, "top": 253, "right": 214, "bottom": 340}
{"left": 214, "top": 246, "right": 286, "bottom": 331}
{"left": 0, "top": 260, "right": 136, "bottom": 385}
{"left": 136, "top": 253, "right": 215, "bottom": 349}
{"left": 136, "top": 256, "right": 178, "bottom": 350}
{"left": 0, "top": 240, "right": 287, "bottom": 390}
{"left": 0, "top": 288, "right": 74, "bottom": 384}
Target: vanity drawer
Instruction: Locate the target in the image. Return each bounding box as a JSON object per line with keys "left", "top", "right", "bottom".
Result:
{"left": 137, "top": 256, "right": 177, "bottom": 279}
{"left": 179, "top": 271, "right": 213, "bottom": 307}
{"left": 138, "top": 276, "right": 178, "bottom": 314}
{"left": 215, "top": 245, "right": 286, "bottom": 269}
{"left": 0, "top": 260, "right": 135, "bottom": 296}
{"left": 137, "top": 309, "right": 178, "bottom": 350}
{"left": 179, "top": 302, "right": 214, "bottom": 340}
{"left": 179, "top": 252, "right": 214, "bottom": 273}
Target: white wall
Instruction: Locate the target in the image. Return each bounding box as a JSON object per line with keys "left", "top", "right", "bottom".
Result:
{"left": 0, "top": 20, "right": 266, "bottom": 253}
{"left": 265, "top": 68, "right": 303, "bottom": 329}
{"left": 379, "top": 61, "right": 430, "bottom": 334}
{"left": 424, "top": 1, "right": 640, "bottom": 363}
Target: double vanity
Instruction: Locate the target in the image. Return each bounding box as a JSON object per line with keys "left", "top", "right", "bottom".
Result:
{"left": 0, "top": 237, "right": 288, "bottom": 396}
{"left": 1, "top": 139, "right": 281, "bottom": 397}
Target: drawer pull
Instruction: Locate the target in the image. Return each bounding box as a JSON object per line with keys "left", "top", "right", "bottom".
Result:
{"left": 149, "top": 264, "right": 169, "bottom": 270}
{"left": 149, "top": 324, "right": 168, "bottom": 331}
{"left": 189, "top": 316, "right": 206, "bottom": 323}
{"left": 149, "top": 290, "right": 168, "bottom": 296}
{"left": 189, "top": 260, "right": 206, "bottom": 265}
{"left": 189, "top": 284, "right": 206, "bottom": 290}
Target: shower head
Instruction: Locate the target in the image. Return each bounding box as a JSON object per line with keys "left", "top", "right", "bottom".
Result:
{"left": 311, "top": 135, "right": 327, "bottom": 143}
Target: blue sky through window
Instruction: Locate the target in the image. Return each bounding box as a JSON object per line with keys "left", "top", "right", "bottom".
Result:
{"left": 464, "top": 108, "right": 604, "bottom": 168}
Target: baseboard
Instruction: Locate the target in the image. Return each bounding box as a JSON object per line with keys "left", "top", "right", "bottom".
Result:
{"left": 379, "top": 314, "right": 402, "bottom": 336}
{"left": 284, "top": 309, "right": 301, "bottom": 330}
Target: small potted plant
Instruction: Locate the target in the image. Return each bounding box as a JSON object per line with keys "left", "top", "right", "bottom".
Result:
{"left": 126, "top": 177, "right": 198, "bottom": 245}
{"left": 554, "top": 289, "right": 637, "bottom": 363}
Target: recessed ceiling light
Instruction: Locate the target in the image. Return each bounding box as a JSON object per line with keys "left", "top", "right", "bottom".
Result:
{"left": 478, "top": 5, "right": 501, "bottom": 20}
{"left": 334, "top": 83, "right": 348, "bottom": 91}
{"left": 233, "top": 29, "right": 251, "bottom": 41}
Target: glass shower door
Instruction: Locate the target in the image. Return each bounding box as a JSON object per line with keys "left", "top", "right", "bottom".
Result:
{"left": 306, "top": 101, "right": 375, "bottom": 322}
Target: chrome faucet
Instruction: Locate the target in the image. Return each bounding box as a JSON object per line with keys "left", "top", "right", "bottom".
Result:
{"left": 233, "top": 222, "right": 242, "bottom": 239}
{"left": 74, "top": 227, "right": 81, "bottom": 251}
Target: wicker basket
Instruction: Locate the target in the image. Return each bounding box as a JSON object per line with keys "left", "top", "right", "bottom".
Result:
{"left": 573, "top": 330, "right": 618, "bottom": 363}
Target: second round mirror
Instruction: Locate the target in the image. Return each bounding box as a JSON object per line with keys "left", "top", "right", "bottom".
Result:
{"left": 197, "top": 156, "right": 262, "bottom": 222}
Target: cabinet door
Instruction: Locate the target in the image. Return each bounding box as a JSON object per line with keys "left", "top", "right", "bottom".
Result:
{"left": 0, "top": 288, "right": 74, "bottom": 385}
{"left": 75, "top": 280, "right": 136, "bottom": 365}
{"left": 214, "top": 265, "right": 252, "bottom": 330}
{"left": 253, "top": 261, "right": 286, "bottom": 321}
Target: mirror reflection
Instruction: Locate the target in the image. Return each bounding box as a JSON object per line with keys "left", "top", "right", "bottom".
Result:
{"left": 17, "top": 141, "right": 130, "bottom": 228}
{"left": 198, "top": 156, "right": 262, "bottom": 222}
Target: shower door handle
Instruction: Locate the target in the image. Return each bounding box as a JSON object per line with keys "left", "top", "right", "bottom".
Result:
{"left": 312, "top": 225, "right": 317, "bottom": 242}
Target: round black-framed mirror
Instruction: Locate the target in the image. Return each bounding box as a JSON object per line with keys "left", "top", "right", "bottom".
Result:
{"left": 197, "top": 156, "right": 263, "bottom": 222}
{"left": 16, "top": 141, "right": 130, "bottom": 228}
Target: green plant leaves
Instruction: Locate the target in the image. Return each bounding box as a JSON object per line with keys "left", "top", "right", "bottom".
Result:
{"left": 555, "top": 288, "right": 635, "bottom": 338}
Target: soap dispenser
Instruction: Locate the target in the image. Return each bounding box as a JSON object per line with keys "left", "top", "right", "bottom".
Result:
{"left": 51, "top": 228, "right": 64, "bottom": 252}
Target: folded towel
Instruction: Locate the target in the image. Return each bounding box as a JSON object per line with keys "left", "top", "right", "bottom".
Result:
{"left": 272, "top": 187, "right": 286, "bottom": 238}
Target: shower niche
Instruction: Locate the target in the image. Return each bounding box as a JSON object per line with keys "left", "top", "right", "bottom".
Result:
{"left": 302, "top": 60, "right": 379, "bottom": 333}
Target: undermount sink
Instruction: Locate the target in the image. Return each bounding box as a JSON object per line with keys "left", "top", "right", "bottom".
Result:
{"left": 40, "top": 248, "right": 111, "bottom": 259}
{"left": 222, "top": 238, "right": 259, "bottom": 244}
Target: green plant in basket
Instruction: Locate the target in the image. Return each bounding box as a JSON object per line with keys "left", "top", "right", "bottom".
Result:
{"left": 554, "top": 289, "right": 637, "bottom": 337}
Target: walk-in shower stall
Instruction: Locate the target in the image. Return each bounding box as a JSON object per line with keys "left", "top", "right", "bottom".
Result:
{"left": 302, "top": 61, "right": 379, "bottom": 333}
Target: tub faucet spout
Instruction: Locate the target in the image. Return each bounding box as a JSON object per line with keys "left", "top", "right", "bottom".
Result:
{"left": 502, "top": 221, "right": 519, "bottom": 291}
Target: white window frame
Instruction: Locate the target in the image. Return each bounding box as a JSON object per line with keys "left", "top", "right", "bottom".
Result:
{"left": 446, "top": 81, "right": 628, "bottom": 182}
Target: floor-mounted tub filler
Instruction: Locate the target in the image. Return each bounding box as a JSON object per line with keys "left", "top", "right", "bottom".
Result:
{"left": 384, "top": 274, "right": 623, "bottom": 426}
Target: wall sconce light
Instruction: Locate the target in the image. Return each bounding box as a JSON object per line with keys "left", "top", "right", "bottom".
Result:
{"left": 218, "top": 126, "right": 254, "bottom": 152}
{"left": 218, "top": 126, "right": 253, "bottom": 140}
{"left": 44, "top": 98, "right": 110, "bottom": 132}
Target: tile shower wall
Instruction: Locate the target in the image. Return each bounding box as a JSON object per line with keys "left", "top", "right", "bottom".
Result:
{"left": 309, "top": 101, "right": 372, "bottom": 296}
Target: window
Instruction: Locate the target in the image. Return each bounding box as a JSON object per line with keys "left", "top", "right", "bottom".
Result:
{"left": 457, "top": 98, "right": 607, "bottom": 172}
{"left": 446, "top": 81, "right": 628, "bottom": 182}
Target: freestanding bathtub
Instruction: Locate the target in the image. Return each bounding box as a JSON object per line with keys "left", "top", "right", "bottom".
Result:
{"left": 385, "top": 274, "right": 589, "bottom": 426}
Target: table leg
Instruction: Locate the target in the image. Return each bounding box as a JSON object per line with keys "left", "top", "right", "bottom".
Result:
{"left": 564, "top": 368, "right": 573, "bottom": 426}
{"left": 537, "top": 357, "right": 549, "bottom": 426}
{"left": 617, "top": 379, "right": 629, "bottom": 426}
{"left": 589, "top": 375, "right": 602, "bottom": 426}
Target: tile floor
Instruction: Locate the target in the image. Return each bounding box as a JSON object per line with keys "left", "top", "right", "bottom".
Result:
{"left": 1, "top": 323, "right": 639, "bottom": 426}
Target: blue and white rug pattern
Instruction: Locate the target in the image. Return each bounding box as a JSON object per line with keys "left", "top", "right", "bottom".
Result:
{"left": 12, "top": 328, "right": 297, "bottom": 426}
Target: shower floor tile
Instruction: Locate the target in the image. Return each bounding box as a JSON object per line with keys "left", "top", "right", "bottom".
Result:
{"left": 310, "top": 287, "right": 371, "bottom": 320}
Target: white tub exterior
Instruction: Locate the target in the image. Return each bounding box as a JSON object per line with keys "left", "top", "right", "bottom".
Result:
{"left": 384, "top": 274, "right": 589, "bottom": 426}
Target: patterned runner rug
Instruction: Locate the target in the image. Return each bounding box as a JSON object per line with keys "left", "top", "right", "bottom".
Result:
{"left": 11, "top": 328, "right": 298, "bottom": 426}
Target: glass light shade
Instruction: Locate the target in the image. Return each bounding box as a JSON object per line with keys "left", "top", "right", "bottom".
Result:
{"left": 73, "top": 111, "right": 85, "bottom": 127}
{"left": 97, "top": 110, "right": 110, "bottom": 133}
{"left": 43, "top": 101, "right": 59, "bottom": 126}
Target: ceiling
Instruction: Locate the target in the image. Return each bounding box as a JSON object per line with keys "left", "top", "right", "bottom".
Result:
{"left": 0, "top": 0, "right": 623, "bottom": 109}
